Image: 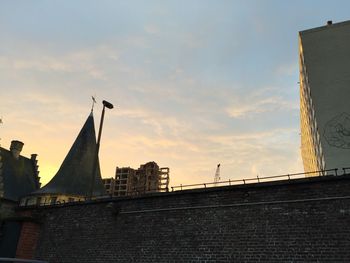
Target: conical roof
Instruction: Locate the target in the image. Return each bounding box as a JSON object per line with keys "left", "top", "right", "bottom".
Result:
{"left": 34, "top": 112, "right": 106, "bottom": 197}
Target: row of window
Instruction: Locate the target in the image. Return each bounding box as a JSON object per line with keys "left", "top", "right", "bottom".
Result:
{"left": 299, "top": 50, "right": 325, "bottom": 173}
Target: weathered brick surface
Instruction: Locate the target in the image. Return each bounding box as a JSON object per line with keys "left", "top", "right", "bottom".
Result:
{"left": 16, "top": 221, "right": 40, "bottom": 259}
{"left": 22, "top": 175, "right": 350, "bottom": 262}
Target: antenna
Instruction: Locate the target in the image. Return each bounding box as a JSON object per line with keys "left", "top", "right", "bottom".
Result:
{"left": 214, "top": 164, "right": 221, "bottom": 186}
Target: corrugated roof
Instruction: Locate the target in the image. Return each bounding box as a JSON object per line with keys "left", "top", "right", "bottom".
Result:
{"left": 34, "top": 112, "right": 106, "bottom": 197}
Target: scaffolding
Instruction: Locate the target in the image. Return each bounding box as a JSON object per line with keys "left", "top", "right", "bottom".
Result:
{"left": 110, "top": 162, "right": 170, "bottom": 197}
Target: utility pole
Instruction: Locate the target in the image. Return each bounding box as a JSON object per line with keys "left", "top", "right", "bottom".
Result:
{"left": 89, "top": 100, "right": 114, "bottom": 199}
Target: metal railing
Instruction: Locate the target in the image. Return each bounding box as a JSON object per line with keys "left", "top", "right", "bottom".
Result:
{"left": 342, "top": 167, "right": 350, "bottom": 174}
{"left": 0, "top": 258, "right": 48, "bottom": 263}
{"left": 171, "top": 168, "right": 344, "bottom": 192}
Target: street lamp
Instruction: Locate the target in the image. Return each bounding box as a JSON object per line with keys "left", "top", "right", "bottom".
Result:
{"left": 89, "top": 100, "right": 114, "bottom": 199}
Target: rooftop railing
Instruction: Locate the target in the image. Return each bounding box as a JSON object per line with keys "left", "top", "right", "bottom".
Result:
{"left": 171, "top": 168, "right": 348, "bottom": 192}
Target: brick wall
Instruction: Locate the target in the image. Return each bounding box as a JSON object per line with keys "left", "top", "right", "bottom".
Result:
{"left": 20, "top": 175, "right": 350, "bottom": 262}
{"left": 15, "top": 210, "right": 41, "bottom": 259}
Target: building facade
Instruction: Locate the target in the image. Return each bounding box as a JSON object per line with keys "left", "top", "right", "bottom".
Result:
{"left": 299, "top": 20, "right": 350, "bottom": 175}
{"left": 115, "top": 167, "right": 135, "bottom": 196}
{"left": 102, "top": 177, "right": 116, "bottom": 196}
{"left": 103, "top": 162, "right": 170, "bottom": 197}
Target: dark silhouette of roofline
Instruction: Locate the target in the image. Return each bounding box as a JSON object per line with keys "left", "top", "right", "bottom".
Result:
{"left": 33, "top": 112, "right": 106, "bottom": 197}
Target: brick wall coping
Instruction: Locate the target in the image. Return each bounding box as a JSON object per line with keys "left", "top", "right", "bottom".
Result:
{"left": 17, "top": 173, "right": 350, "bottom": 211}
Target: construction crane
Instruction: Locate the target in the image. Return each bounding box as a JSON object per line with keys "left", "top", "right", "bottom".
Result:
{"left": 214, "top": 164, "right": 221, "bottom": 186}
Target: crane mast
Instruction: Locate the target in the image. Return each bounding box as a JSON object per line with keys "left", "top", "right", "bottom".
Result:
{"left": 214, "top": 164, "right": 220, "bottom": 186}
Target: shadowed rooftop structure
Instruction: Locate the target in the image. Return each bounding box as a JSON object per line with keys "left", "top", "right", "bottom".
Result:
{"left": 0, "top": 141, "right": 40, "bottom": 201}
{"left": 33, "top": 112, "right": 106, "bottom": 197}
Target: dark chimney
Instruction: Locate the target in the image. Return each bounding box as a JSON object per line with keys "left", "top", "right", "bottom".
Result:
{"left": 10, "top": 140, "right": 24, "bottom": 159}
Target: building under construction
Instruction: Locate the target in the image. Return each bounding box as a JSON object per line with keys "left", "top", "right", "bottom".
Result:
{"left": 102, "top": 161, "right": 170, "bottom": 197}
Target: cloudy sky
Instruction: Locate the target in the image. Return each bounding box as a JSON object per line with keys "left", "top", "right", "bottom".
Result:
{"left": 0, "top": 1, "right": 349, "bottom": 187}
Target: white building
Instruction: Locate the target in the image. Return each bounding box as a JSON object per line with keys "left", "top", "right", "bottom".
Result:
{"left": 299, "top": 20, "right": 350, "bottom": 174}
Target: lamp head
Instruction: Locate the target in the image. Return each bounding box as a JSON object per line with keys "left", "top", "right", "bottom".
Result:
{"left": 102, "top": 100, "right": 114, "bottom": 109}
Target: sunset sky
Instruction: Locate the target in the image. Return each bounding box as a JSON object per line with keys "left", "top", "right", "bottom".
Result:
{"left": 1, "top": 1, "right": 349, "bottom": 187}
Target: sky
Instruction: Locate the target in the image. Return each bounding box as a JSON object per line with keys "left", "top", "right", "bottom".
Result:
{"left": 0, "top": 0, "right": 350, "bottom": 187}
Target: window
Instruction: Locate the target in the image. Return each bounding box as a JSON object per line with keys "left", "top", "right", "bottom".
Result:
{"left": 50, "top": 196, "right": 57, "bottom": 205}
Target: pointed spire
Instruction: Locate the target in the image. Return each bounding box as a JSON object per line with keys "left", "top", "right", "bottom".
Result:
{"left": 35, "top": 112, "right": 106, "bottom": 197}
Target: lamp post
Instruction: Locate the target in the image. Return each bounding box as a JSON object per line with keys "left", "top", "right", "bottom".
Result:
{"left": 89, "top": 100, "right": 114, "bottom": 199}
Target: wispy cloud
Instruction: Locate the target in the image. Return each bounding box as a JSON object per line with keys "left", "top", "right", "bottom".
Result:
{"left": 144, "top": 24, "right": 160, "bottom": 35}
{"left": 0, "top": 0, "right": 313, "bottom": 187}
{"left": 226, "top": 96, "right": 298, "bottom": 118}
{"left": 0, "top": 45, "right": 121, "bottom": 80}
{"left": 225, "top": 85, "right": 298, "bottom": 119}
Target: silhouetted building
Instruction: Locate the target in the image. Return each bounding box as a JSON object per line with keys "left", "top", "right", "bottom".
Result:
{"left": 0, "top": 140, "right": 40, "bottom": 257}
{"left": 21, "top": 112, "right": 106, "bottom": 206}
{"left": 115, "top": 167, "right": 135, "bottom": 196}
{"left": 0, "top": 140, "right": 40, "bottom": 201}
{"left": 103, "top": 162, "right": 169, "bottom": 197}
{"left": 102, "top": 177, "right": 116, "bottom": 196}
{"left": 299, "top": 20, "right": 350, "bottom": 174}
{"left": 131, "top": 162, "right": 169, "bottom": 195}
